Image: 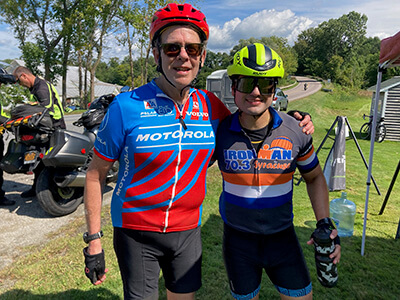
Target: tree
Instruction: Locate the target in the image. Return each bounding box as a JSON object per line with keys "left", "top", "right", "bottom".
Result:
{"left": 116, "top": 0, "right": 140, "bottom": 88}
{"left": 75, "top": 0, "right": 123, "bottom": 102}
{"left": 0, "top": 0, "right": 81, "bottom": 81}
{"left": 194, "top": 50, "right": 231, "bottom": 90}
{"left": 293, "top": 11, "right": 377, "bottom": 89}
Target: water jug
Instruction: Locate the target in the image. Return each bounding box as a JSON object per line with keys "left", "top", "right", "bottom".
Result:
{"left": 330, "top": 192, "right": 356, "bottom": 237}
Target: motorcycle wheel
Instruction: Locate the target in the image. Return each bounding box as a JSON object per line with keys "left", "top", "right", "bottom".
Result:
{"left": 106, "top": 161, "right": 119, "bottom": 183}
{"left": 36, "top": 168, "right": 84, "bottom": 217}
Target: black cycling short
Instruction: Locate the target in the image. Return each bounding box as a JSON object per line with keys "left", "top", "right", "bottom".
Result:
{"left": 223, "top": 224, "right": 312, "bottom": 299}
{"left": 113, "top": 226, "right": 202, "bottom": 300}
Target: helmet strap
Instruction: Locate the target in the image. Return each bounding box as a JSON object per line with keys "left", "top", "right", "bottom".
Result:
{"left": 157, "top": 56, "right": 177, "bottom": 89}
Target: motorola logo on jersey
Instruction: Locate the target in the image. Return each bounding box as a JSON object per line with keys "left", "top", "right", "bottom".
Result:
{"left": 136, "top": 129, "right": 214, "bottom": 142}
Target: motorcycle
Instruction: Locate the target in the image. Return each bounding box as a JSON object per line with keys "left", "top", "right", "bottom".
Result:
{"left": 0, "top": 94, "right": 119, "bottom": 217}
{"left": 304, "top": 83, "right": 308, "bottom": 91}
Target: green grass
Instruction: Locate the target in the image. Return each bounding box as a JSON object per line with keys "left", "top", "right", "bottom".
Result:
{"left": 1, "top": 88, "right": 400, "bottom": 299}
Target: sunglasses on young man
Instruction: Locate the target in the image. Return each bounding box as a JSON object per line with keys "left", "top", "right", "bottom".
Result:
{"left": 235, "top": 77, "right": 276, "bottom": 95}
{"left": 161, "top": 43, "right": 204, "bottom": 57}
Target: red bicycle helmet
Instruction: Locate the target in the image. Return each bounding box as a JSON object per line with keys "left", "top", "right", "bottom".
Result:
{"left": 150, "top": 3, "right": 209, "bottom": 46}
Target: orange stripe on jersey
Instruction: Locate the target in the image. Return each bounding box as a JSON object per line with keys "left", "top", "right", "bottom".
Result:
{"left": 221, "top": 171, "right": 293, "bottom": 186}
{"left": 298, "top": 145, "right": 315, "bottom": 162}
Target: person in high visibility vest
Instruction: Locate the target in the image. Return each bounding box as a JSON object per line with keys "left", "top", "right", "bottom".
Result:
{"left": 0, "top": 81, "right": 15, "bottom": 206}
{"left": 13, "top": 66, "right": 66, "bottom": 198}
{"left": 13, "top": 66, "right": 65, "bottom": 129}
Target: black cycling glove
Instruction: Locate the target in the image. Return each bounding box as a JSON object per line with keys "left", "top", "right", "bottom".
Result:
{"left": 83, "top": 247, "right": 106, "bottom": 284}
{"left": 287, "top": 110, "right": 311, "bottom": 121}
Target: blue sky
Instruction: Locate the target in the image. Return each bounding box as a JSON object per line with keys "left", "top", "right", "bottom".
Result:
{"left": 0, "top": 0, "right": 399, "bottom": 61}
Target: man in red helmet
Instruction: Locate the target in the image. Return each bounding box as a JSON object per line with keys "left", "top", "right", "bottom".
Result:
{"left": 83, "top": 4, "right": 230, "bottom": 299}
{"left": 83, "top": 4, "right": 314, "bottom": 300}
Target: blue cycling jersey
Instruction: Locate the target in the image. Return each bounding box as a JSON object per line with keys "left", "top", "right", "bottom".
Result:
{"left": 216, "top": 109, "right": 319, "bottom": 234}
{"left": 94, "top": 80, "right": 230, "bottom": 233}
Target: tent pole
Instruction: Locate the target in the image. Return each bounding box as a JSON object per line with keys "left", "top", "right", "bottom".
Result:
{"left": 379, "top": 159, "right": 400, "bottom": 215}
{"left": 361, "top": 68, "right": 383, "bottom": 256}
{"left": 344, "top": 117, "right": 380, "bottom": 195}
{"left": 296, "top": 117, "right": 338, "bottom": 186}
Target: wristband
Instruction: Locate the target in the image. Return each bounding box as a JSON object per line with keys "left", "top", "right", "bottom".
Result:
{"left": 83, "top": 230, "right": 103, "bottom": 244}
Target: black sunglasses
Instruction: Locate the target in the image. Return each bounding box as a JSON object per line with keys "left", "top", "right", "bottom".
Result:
{"left": 160, "top": 43, "right": 204, "bottom": 57}
{"left": 235, "top": 77, "right": 276, "bottom": 95}
{"left": 16, "top": 74, "right": 23, "bottom": 83}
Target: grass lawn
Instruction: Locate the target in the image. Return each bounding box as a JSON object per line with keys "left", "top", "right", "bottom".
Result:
{"left": 1, "top": 87, "right": 399, "bottom": 299}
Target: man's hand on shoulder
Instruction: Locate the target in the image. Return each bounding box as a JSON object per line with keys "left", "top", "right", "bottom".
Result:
{"left": 287, "top": 110, "right": 314, "bottom": 135}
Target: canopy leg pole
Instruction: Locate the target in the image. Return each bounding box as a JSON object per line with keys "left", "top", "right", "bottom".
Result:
{"left": 345, "top": 117, "right": 380, "bottom": 195}
{"left": 379, "top": 159, "right": 400, "bottom": 215}
{"left": 296, "top": 117, "right": 338, "bottom": 186}
{"left": 361, "top": 68, "right": 383, "bottom": 256}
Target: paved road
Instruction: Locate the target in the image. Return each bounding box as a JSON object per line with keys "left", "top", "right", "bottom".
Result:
{"left": 284, "top": 76, "right": 322, "bottom": 102}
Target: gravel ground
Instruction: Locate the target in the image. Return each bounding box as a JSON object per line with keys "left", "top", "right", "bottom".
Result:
{"left": 0, "top": 171, "right": 114, "bottom": 271}
{"left": 0, "top": 114, "right": 114, "bottom": 272}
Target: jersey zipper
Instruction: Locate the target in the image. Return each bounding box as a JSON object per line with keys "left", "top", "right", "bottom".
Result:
{"left": 163, "top": 101, "right": 187, "bottom": 232}
{"left": 241, "top": 129, "right": 261, "bottom": 194}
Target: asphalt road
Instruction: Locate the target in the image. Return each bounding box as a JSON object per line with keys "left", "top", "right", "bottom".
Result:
{"left": 0, "top": 77, "right": 322, "bottom": 276}
{"left": 285, "top": 76, "right": 322, "bottom": 102}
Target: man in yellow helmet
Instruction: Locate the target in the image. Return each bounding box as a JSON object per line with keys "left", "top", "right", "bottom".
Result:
{"left": 0, "top": 69, "right": 15, "bottom": 206}
{"left": 13, "top": 66, "right": 65, "bottom": 198}
{"left": 215, "top": 43, "right": 341, "bottom": 300}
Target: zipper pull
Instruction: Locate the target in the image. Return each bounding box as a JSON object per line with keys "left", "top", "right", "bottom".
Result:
{"left": 179, "top": 114, "right": 187, "bottom": 130}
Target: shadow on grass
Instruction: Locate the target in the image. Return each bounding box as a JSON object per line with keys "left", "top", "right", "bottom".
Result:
{"left": 3, "top": 214, "right": 398, "bottom": 300}
{"left": 199, "top": 214, "right": 400, "bottom": 300}
{"left": 0, "top": 287, "right": 120, "bottom": 300}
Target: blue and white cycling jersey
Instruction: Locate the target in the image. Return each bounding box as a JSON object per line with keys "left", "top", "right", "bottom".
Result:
{"left": 94, "top": 80, "right": 230, "bottom": 233}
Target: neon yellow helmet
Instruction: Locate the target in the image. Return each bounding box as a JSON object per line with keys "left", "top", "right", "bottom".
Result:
{"left": 227, "top": 43, "right": 284, "bottom": 78}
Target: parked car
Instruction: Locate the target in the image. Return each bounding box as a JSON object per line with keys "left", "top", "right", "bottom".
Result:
{"left": 272, "top": 88, "right": 288, "bottom": 111}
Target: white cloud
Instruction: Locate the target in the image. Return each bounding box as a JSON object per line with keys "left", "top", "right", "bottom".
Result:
{"left": 356, "top": 1, "right": 400, "bottom": 39}
{"left": 0, "top": 26, "right": 21, "bottom": 61}
{"left": 302, "top": 0, "right": 400, "bottom": 39}
{"left": 1, "top": 1, "right": 399, "bottom": 61}
{"left": 207, "top": 9, "right": 315, "bottom": 53}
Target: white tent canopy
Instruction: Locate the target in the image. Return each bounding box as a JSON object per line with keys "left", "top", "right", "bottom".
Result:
{"left": 362, "top": 31, "right": 400, "bottom": 255}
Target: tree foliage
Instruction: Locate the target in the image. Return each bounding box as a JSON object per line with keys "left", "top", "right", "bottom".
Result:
{"left": 95, "top": 56, "right": 158, "bottom": 87}
{"left": 3, "top": 3, "right": 400, "bottom": 97}
{"left": 0, "top": 0, "right": 81, "bottom": 81}
{"left": 293, "top": 11, "right": 387, "bottom": 89}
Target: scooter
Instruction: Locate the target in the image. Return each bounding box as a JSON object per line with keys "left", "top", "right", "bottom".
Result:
{"left": 0, "top": 94, "right": 118, "bottom": 216}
